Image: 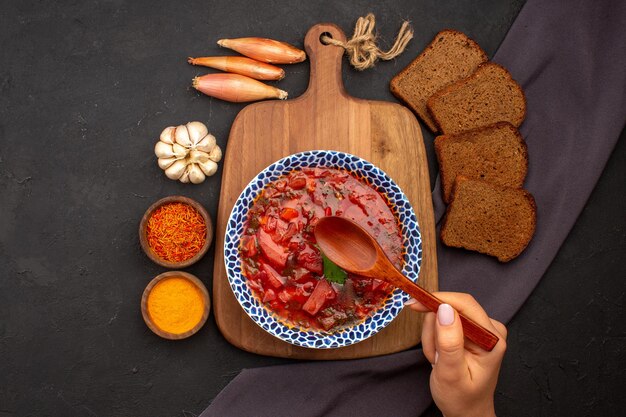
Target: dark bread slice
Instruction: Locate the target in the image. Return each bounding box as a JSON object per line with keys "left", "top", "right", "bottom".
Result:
{"left": 427, "top": 62, "right": 527, "bottom": 135}
{"left": 390, "top": 30, "right": 488, "bottom": 132}
{"left": 435, "top": 122, "right": 528, "bottom": 203}
{"left": 441, "top": 177, "right": 536, "bottom": 262}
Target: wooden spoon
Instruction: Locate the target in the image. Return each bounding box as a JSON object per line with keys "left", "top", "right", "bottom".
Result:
{"left": 314, "top": 216, "right": 499, "bottom": 351}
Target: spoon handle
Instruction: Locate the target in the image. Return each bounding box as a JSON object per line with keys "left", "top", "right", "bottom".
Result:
{"left": 394, "top": 274, "right": 500, "bottom": 351}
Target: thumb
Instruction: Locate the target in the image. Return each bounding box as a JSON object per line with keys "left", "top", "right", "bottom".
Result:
{"left": 433, "top": 303, "right": 468, "bottom": 382}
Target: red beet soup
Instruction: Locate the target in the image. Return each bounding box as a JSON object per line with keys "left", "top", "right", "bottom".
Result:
{"left": 239, "top": 167, "right": 403, "bottom": 332}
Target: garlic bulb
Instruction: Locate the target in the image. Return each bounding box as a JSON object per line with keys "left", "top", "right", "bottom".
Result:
{"left": 155, "top": 121, "right": 222, "bottom": 184}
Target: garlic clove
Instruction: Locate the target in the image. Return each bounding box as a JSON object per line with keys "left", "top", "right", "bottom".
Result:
{"left": 186, "top": 121, "right": 209, "bottom": 146}
{"left": 196, "top": 134, "right": 216, "bottom": 153}
{"left": 172, "top": 143, "right": 189, "bottom": 159}
{"left": 179, "top": 166, "right": 191, "bottom": 183}
{"left": 160, "top": 126, "right": 176, "bottom": 144}
{"left": 198, "top": 159, "right": 218, "bottom": 177}
{"left": 188, "top": 150, "right": 210, "bottom": 164}
{"left": 208, "top": 145, "right": 223, "bottom": 162}
{"left": 175, "top": 124, "right": 193, "bottom": 148}
{"left": 158, "top": 157, "right": 177, "bottom": 170}
{"left": 188, "top": 163, "right": 206, "bottom": 184}
{"left": 155, "top": 141, "right": 175, "bottom": 158}
{"left": 164, "top": 159, "right": 188, "bottom": 180}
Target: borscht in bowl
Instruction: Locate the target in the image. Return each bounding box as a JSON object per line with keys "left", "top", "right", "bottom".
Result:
{"left": 224, "top": 150, "right": 421, "bottom": 349}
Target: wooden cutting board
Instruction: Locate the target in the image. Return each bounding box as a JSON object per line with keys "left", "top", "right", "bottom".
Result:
{"left": 212, "top": 23, "right": 438, "bottom": 360}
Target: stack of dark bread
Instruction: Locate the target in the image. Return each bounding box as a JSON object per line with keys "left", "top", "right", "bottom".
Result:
{"left": 391, "top": 30, "right": 536, "bottom": 262}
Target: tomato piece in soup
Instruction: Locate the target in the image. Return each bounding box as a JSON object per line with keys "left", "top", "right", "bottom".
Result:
{"left": 302, "top": 278, "right": 334, "bottom": 316}
{"left": 261, "top": 263, "right": 286, "bottom": 288}
{"left": 257, "top": 228, "right": 288, "bottom": 268}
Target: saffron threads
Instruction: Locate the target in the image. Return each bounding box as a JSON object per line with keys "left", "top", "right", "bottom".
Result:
{"left": 146, "top": 202, "right": 207, "bottom": 263}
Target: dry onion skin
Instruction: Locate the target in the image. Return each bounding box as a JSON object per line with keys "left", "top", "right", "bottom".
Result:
{"left": 154, "top": 121, "right": 222, "bottom": 184}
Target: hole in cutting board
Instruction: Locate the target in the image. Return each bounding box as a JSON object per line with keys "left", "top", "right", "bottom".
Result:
{"left": 320, "top": 32, "right": 333, "bottom": 45}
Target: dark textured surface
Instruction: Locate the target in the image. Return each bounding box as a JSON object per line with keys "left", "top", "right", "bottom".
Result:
{"left": 0, "top": 1, "right": 623, "bottom": 416}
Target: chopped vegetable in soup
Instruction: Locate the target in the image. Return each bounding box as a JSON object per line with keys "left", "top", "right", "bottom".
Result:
{"left": 240, "top": 167, "right": 403, "bottom": 332}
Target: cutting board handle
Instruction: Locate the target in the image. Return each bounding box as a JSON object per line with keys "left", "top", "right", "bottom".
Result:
{"left": 302, "top": 23, "right": 348, "bottom": 100}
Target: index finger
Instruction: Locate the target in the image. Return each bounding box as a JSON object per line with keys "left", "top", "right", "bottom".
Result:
{"left": 406, "top": 292, "right": 502, "bottom": 339}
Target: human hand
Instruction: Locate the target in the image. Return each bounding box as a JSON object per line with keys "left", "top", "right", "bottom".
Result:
{"left": 406, "top": 292, "right": 507, "bottom": 417}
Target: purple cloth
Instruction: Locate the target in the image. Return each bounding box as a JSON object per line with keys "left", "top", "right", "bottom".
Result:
{"left": 201, "top": 0, "right": 626, "bottom": 415}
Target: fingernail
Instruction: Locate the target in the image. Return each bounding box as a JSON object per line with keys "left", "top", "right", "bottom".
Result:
{"left": 434, "top": 351, "right": 439, "bottom": 364}
{"left": 404, "top": 298, "right": 417, "bottom": 306}
{"left": 437, "top": 304, "right": 455, "bottom": 326}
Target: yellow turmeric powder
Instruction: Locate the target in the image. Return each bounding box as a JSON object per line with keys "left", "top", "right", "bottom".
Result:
{"left": 147, "top": 277, "right": 205, "bottom": 334}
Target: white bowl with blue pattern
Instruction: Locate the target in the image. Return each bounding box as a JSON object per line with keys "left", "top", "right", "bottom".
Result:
{"left": 224, "top": 150, "right": 422, "bottom": 349}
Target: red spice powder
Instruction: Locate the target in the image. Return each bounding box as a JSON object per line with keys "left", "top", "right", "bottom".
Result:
{"left": 146, "top": 203, "right": 207, "bottom": 262}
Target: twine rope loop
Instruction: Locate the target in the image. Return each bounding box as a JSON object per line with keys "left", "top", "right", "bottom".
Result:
{"left": 321, "top": 13, "right": 413, "bottom": 71}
